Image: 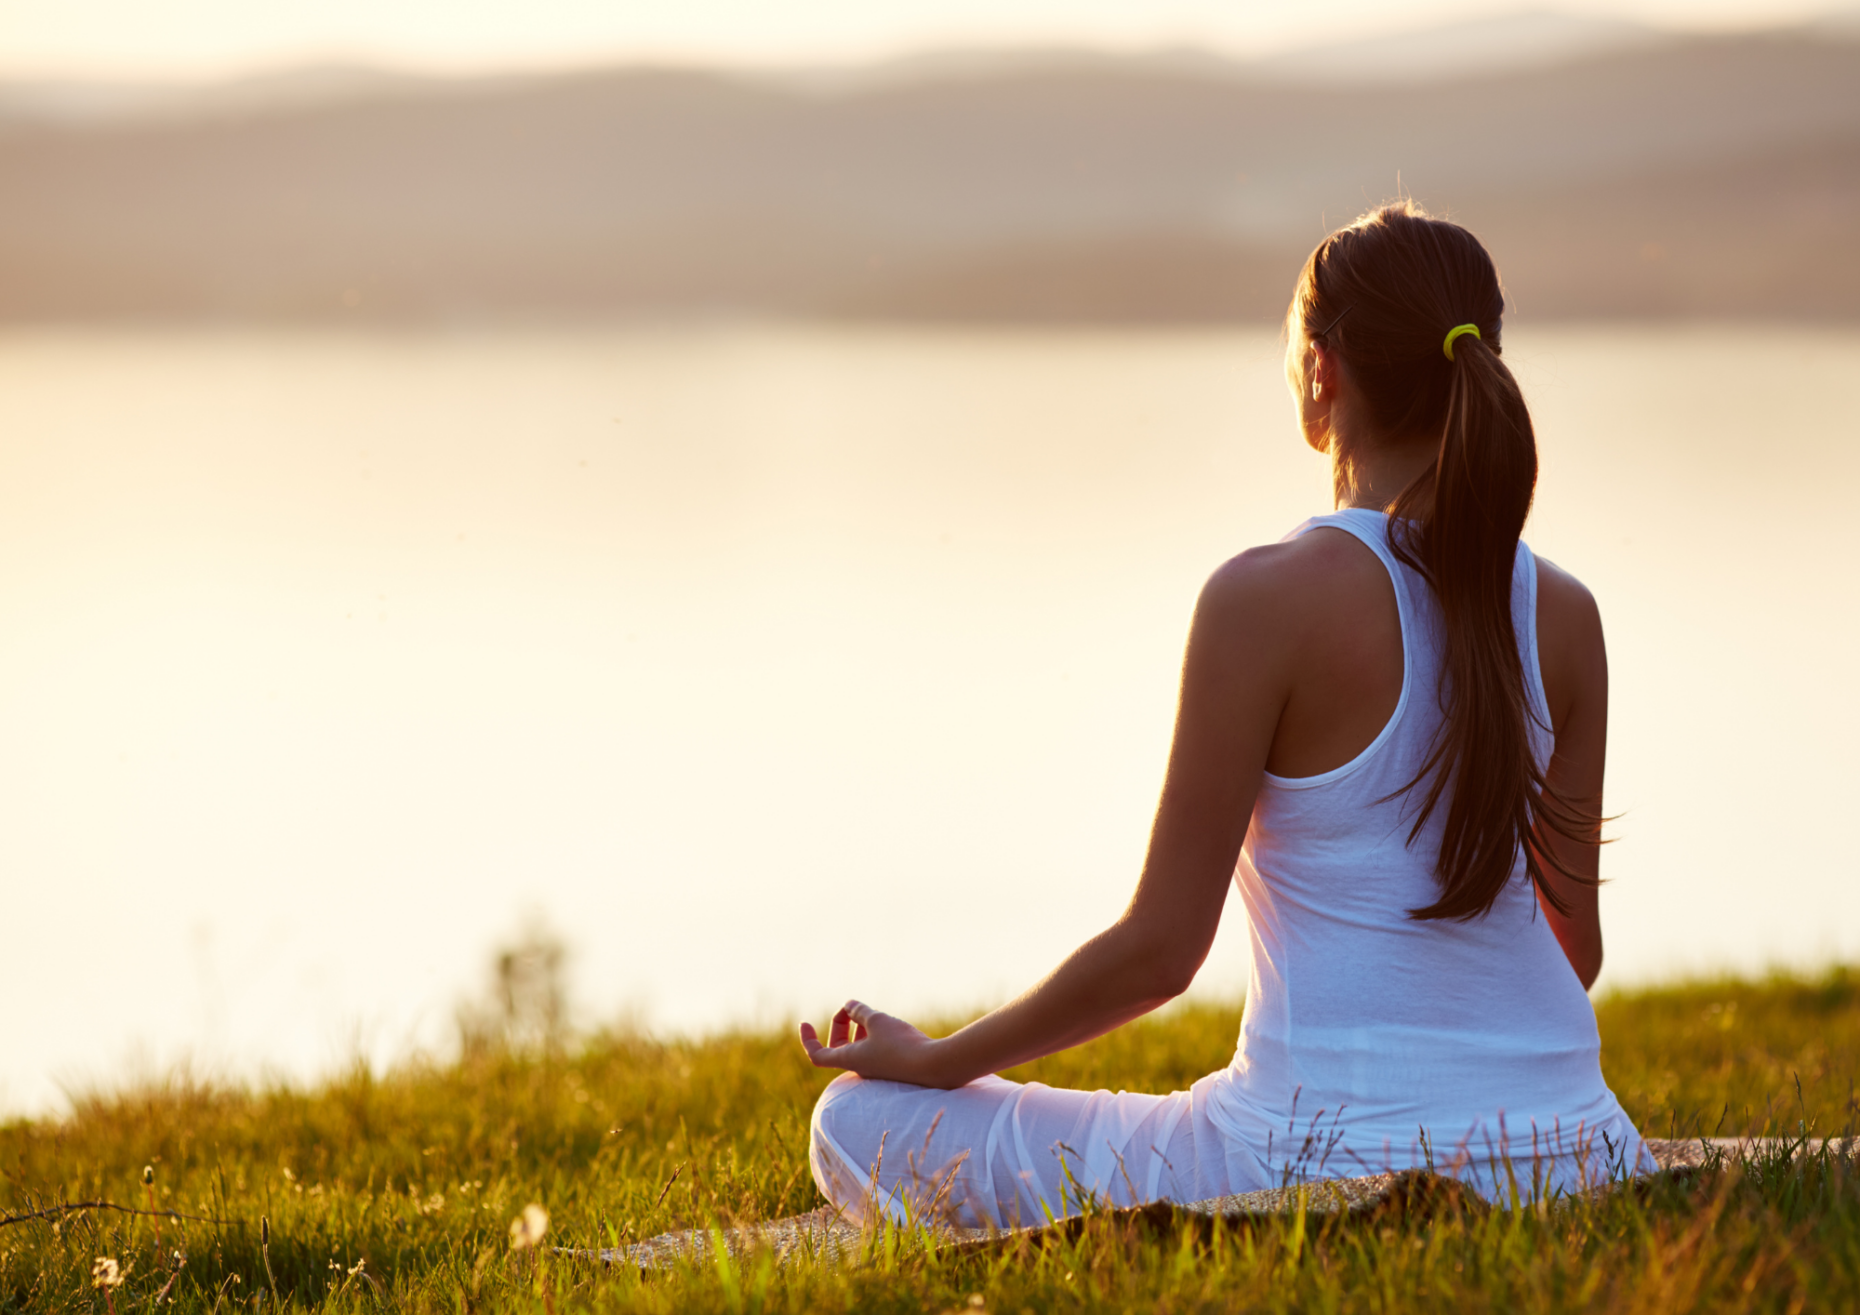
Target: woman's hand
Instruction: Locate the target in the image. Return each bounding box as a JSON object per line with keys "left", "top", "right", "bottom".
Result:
{"left": 799, "top": 1000, "right": 950, "bottom": 1087}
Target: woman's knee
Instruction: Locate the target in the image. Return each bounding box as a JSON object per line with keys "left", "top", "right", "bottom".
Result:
{"left": 810, "top": 1072, "right": 866, "bottom": 1140}
{"left": 809, "top": 1073, "right": 877, "bottom": 1209}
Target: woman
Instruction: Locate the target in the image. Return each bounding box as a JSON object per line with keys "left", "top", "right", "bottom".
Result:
{"left": 799, "top": 203, "right": 1649, "bottom": 1226}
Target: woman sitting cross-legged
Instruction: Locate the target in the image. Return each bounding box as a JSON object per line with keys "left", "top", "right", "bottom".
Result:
{"left": 799, "top": 201, "right": 1651, "bottom": 1227}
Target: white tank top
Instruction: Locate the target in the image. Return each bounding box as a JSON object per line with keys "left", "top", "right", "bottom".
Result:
{"left": 1207, "top": 508, "right": 1645, "bottom": 1183}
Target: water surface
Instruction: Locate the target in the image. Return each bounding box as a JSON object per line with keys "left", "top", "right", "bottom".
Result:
{"left": 1, "top": 324, "right": 1853, "bottom": 1115}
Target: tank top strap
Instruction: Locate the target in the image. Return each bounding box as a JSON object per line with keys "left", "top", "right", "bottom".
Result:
{"left": 1281, "top": 508, "right": 1417, "bottom": 653}
{"left": 1285, "top": 512, "right": 1551, "bottom": 763}
{"left": 1279, "top": 508, "right": 1549, "bottom": 766}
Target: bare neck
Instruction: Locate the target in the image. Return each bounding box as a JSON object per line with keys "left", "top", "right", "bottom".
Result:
{"left": 1333, "top": 431, "right": 1438, "bottom": 512}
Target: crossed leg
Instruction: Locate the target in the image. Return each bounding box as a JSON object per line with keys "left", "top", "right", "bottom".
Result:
{"left": 809, "top": 1071, "right": 1203, "bottom": 1230}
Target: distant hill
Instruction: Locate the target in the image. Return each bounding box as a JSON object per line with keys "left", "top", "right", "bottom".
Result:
{"left": 1, "top": 27, "right": 1857, "bottom": 323}
{"left": 1252, "top": 10, "right": 1666, "bottom": 83}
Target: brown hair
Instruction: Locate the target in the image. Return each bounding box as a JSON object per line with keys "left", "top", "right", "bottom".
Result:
{"left": 1288, "top": 201, "right": 1596, "bottom": 921}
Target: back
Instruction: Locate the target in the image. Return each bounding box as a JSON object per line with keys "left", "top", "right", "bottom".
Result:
{"left": 1206, "top": 508, "right": 1643, "bottom": 1188}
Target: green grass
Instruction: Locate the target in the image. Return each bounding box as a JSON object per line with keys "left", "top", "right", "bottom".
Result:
{"left": 4, "top": 968, "right": 1858, "bottom": 1312}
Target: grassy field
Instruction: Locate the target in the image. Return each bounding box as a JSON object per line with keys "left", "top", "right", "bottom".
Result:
{"left": 3, "top": 968, "right": 1857, "bottom": 1312}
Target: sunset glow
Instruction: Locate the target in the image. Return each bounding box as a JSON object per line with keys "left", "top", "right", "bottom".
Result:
{"left": 0, "top": 0, "right": 1844, "bottom": 79}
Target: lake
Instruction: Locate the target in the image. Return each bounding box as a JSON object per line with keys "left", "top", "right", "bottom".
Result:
{"left": 2, "top": 323, "right": 1855, "bottom": 1116}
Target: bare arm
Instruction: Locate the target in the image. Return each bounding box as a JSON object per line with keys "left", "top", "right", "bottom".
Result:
{"left": 1531, "top": 557, "right": 1608, "bottom": 990}
{"left": 800, "top": 553, "right": 1292, "bottom": 1088}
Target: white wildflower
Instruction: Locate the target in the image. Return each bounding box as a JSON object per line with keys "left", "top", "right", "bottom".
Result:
{"left": 508, "top": 1203, "right": 549, "bottom": 1250}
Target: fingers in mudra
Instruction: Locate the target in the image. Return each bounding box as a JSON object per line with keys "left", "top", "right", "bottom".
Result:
{"left": 800, "top": 1001, "right": 880, "bottom": 1068}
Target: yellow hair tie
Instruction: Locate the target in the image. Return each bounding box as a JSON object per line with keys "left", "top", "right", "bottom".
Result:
{"left": 1442, "top": 323, "right": 1481, "bottom": 361}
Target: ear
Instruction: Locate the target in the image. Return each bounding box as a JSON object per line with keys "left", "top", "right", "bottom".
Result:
{"left": 1295, "top": 339, "right": 1336, "bottom": 453}
{"left": 1307, "top": 341, "right": 1338, "bottom": 399}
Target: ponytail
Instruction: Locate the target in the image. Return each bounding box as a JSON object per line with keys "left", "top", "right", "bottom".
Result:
{"left": 1291, "top": 202, "right": 1598, "bottom": 921}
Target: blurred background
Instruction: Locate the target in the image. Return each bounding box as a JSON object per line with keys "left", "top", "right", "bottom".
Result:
{"left": 2, "top": 0, "right": 1857, "bottom": 1116}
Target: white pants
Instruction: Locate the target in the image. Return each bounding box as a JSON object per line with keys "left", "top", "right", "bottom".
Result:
{"left": 809, "top": 1070, "right": 1261, "bottom": 1229}
{"left": 809, "top": 1069, "right": 1652, "bottom": 1227}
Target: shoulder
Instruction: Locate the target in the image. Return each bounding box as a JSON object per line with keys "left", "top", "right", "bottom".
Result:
{"left": 1190, "top": 526, "right": 1394, "bottom": 680}
{"left": 1531, "top": 552, "right": 1607, "bottom": 727}
{"left": 1533, "top": 553, "right": 1604, "bottom": 654}
{"left": 1197, "top": 528, "right": 1382, "bottom": 631}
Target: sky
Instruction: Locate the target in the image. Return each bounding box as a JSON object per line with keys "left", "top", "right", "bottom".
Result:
{"left": 0, "top": 0, "right": 1849, "bottom": 81}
